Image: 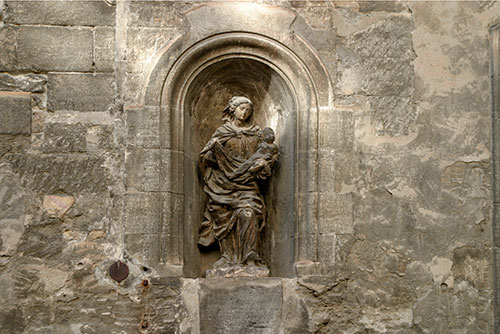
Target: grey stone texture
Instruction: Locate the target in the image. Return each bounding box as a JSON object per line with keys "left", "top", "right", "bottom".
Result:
{"left": 5, "top": 0, "right": 116, "bottom": 26}
{"left": 2, "top": 26, "right": 94, "bottom": 72}
{"left": 0, "top": 73, "right": 46, "bottom": 93}
{"left": 41, "top": 123, "right": 88, "bottom": 153}
{"left": 94, "top": 27, "right": 115, "bottom": 72}
{"left": 199, "top": 279, "right": 283, "bottom": 333}
{"left": 48, "top": 73, "right": 115, "bottom": 112}
{"left": 0, "top": 1, "right": 498, "bottom": 333}
{"left": 0, "top": 91, "right": 31, "bottom": 135}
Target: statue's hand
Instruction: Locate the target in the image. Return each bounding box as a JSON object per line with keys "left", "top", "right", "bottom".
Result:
{"left": 204, "top": 150, "right": 217, "bottom": 165}
{"left": 248, "top": 159, "right": 266, "bottom": 173}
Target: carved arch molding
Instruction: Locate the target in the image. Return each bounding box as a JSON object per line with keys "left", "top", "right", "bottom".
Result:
{"left": 125, "top": 4, "right": 334, "bottom": 278}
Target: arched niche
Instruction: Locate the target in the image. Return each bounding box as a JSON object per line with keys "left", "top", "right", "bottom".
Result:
{"left": 184, "top": 58, "right": 296, "bottom": 276}
{"left": 134, "top": 31, "right": 331, "bottom": 278}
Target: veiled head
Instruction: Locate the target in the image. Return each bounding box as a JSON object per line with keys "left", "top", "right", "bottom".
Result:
{"left": 222, "top": 96, "right": 254, "bottom": 123}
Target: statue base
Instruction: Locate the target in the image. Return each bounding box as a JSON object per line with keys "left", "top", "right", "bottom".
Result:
{"left": 205, "top": 265, "right": 269, "bottom": 278}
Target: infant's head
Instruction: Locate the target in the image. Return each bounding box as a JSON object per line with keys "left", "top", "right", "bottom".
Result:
{"left": 261, "top": 127, "right": 275, "bottom": 143}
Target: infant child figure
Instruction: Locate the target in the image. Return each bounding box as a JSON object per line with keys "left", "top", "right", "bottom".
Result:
{"left": 230, "top": 127, "right": 278, "bottom": 182}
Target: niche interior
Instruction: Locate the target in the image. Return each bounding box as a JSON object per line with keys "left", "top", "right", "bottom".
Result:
{"left": 137, "top": 31, "right": 329, "bottom": 278}
{"left": 182, "top": 58, "right": 296, "bottom": 277}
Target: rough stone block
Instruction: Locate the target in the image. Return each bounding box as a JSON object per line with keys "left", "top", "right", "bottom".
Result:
{"left": 86, "top": 125, "right": 114, "bottom": 153}
{"left": 337, "top": 57, "right": 414, "bottom": 98}
{"left": 297, "top": 192, "right": 318, "bottom": 235}
{"left": 94, "top": 27, "right": 115, "bottom": 72}
{"left": 0, "top": 26, "right": 17, "bottom": 71}
{"left": 0, "top": 73, "right": 46, "bottom": 93}
{"left": 319, "top": 108, "right": 354, "bottom": 150}
{"left": 161, "top": 192, "right": 184, "bottom": 264}
{"left": 318, "top": 234, "right": 338, "bottom": 266}
{"left": 126, "top": 27, "right": 177, "bottom": 73}
{"left": 297, "top": 233, "right": 318, "bottom": 263}
{"left": 124, "top": 233, "right": 144, "bottom": 261}
{"left": 16, "top": 26, "right": 94, "bottom": 72}
{"left": 5, "top": 0, "right": 116, "bottom": 26}
{"left": 126, "top": 106, "right": 160, "bottom": 148}
{"left": 358, "top": 1, "right": 407, "bottom": 12}
{"left": 126, "top": 148, "right": 161, "bottom": 192}
{"left": 282, "top": 280, "right": 309, "bottom": 333}
{"left": 160, "top": 150, "right": 184, "bottom": 194}
{"left": 319, "top": 193, "right": 354, "bottom": 234}
{"left": 128, "top": 1, "right": 182, "bottom": 28}
{"left": 161, "top": 192, "right": 183, "bottom": 236}
{"left": 318, "top": 150, "right": 335, "bottom": 192}
{"left": 5, "top": 153, "right": 109, "bottom": 194}
{"left": 41, "top": 123, "right": 87, "bottom": 153}
{"left": 0, "top": 91, "right": 31, "bottom": 135}
{"left": 297, "top": 151, "right": 318, "bottom": 193}
{"left": 199, "top": 279, "right": 283, "bottom": 334}
{"left": 368, "top": 95, "right": 416, "bottom": 136}
{"left": 124, "top": 193, "right": 161, "bottom": 234}
{"left": 346, "top": 16, "right": 415, "bottom": 59}
{"left": 48, "top": 73, "right": 114, "bottom": 112}
{"left": 144, "top": 234, "right": 161, "bottom": 266}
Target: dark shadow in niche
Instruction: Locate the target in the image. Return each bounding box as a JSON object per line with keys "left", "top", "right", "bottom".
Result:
{"left": 183, "top": 58, "right": 296, "bottom": 277}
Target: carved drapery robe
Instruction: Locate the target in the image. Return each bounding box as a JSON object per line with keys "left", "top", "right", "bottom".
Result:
{"left": 198, "top": 123, "right": 275, "bottom": 266}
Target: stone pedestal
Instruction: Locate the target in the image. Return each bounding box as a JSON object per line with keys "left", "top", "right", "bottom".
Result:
{"left": 205, "top": 266, "right": 269, "bottom": 278}
{"left": 199, "top": 278, "right": 282, "bottom": 334}
{"left": 147, "top": 277, "right": 308, "bottom": 333}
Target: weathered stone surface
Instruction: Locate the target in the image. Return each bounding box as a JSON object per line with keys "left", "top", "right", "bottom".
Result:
{"left": 86, "top": 125, "right": 114, "bottom": 154}
{"left": 124, "top": 193, "right": 161, "bottom": 234}
{"left": 0, "top": 73, "right": 46, "bottom": 93}
{"left": 319, "top": 108, "right": 354, "bottom": 150}
{"left": 336, "top": 15, "right": 416, "bottom": 137}
{"left": 205, "top": 266, "right": 270, "bottom": 278}
{"left": 145, "top": 277, "right": 186, "bottom": 333}
{"left": 0, "top": 26, "right": 17, "bottom": 71}
{"left": 48, "top": 73, "right": 115, "bottom": 112}
{"left": 42, "top": 195, "right": 75, "bottom": 219}
{"left": 358, "top": 1, "right": 408, "bottom": 12}
{"left": 128, "top": 1, "right": 182, "bottom": 28}
{"left": 94, "top": 27, "right": 115, "bottom": 72}
{"left": 126, "top": 148, "right": 160, "bottom": 192}
{"left": 0, "top": 91, "right": 31, "bottom": 135}
{"left": 199, "top": 279, "right": 283, "bottom": 334}
{"left": 0, "top": 2, "right": 497, "bottom": 333}
{"left": 126, "top": 27, "right": 177, "bottom": 73}
{"left": 4, "top": 153, "right": 110, "bottom": 194}
{"left": 15, "top": 26, "right": 94, "bottom": 72}
{"left": 0, "top": 164, "right": 27, "bottom": 261}
{"left": 5, "top": 0, "right": 116, "bottom": 26}
{"left": 160, "top": 150, "right": 184, "bottom": 193}
{"left": 345, "top": 16, "right": 415, "bottom": 59}
{"left": 41, "top": 123, "right": 88, "bottom": 153}
{"left": 369, "top": 96, "right": 416, "bottom": 136}
{"left": 125, "top": 106, "right": 160, "bottom": 148}
{"left": 319, "top": 193, "right": 354, "bottom": 234}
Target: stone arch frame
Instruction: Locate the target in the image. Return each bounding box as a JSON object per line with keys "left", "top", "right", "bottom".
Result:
{"left": 490, "top": 22, "right": 500, "bottom": 332}
{"left": 136, "top": 29, "right": 332, "bottom": 277}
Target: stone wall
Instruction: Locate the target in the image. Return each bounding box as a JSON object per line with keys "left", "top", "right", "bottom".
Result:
{"left": 0, "top": 1, "right": 499, "bottom": 333}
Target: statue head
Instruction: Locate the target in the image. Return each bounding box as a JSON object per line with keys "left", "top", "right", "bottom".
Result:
{"left": 261, "top": 127, "right": 275, "bottom": 143}
{"left": 222, "top": 96, "right": 254, "bottom": 123}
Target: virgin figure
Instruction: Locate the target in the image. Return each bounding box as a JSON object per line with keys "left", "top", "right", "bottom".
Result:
{"left": 198, "top": 96, "right": 278, "bottom": 274}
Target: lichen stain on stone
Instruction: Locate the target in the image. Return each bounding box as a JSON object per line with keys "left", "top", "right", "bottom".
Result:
{"left": 441, "top": 161, "right": 490, "bottom": 197}
{"left": 452, "top": 246, "right": 491, "bottom": 289}
{"left": 354, "top": 113, "right": 418, "bottom": 147}
{"left": 42, "top": 194, "right": 75, "bottom": 218}
{"left": 429, "top": 256, "right": 454, "bottom": 287}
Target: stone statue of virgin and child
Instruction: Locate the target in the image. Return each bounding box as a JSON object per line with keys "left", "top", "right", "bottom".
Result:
{"left": 198, "top": 96, "right": 279, "bottom": 277}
